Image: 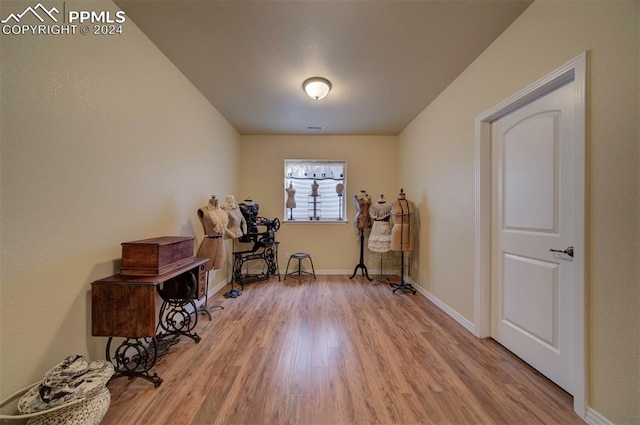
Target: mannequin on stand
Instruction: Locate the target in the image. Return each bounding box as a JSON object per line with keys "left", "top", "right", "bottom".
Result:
{"left": 197, "top": 195, "right": 229, "bottom": 270}
{"left": 285, "top": 182, "right": 296, "bottom": 220}
{"left": 354, "top": 190, "right": 372, "bottom": 229}
{"left": 221, "top": 195, "right": 246, "bottom": 299}
{"left": 368, "top": 194, "right": 392, "bottom": 284}
{"left": 221, "top": 195, "right": 246, "bottom": 239}
{"left": 309, "top": 180, "right": 320, "bottom": 220}
{"left": 350, "top": 190, "right": 372, "bottom": 281}
{"left": 336, "top": 183, "right": 345, "bottom": 220}
{"left": 196, "top": 195, "right": 228, "bottom": 318}
{"left": 390, "top": 188, "right": 416, "bottom": 294}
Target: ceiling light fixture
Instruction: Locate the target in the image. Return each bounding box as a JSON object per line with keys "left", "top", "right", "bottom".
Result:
{"left": 302, "top": 77, "right": 332, "bottom": 100}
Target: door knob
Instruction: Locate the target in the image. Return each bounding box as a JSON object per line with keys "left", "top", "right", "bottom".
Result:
{"left": 549, "top": 246, "right": 574, "bottom": 257}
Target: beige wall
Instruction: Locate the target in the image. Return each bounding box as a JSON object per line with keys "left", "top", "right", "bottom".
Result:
{"left": 399, "top": 1, "right": 639, "bottom": 423}
{"left": 0, "top": 1, "right": 239, "bottom": 397}
{"left": 1, "top": 0, "right": 637, "bottom": 422}
{"left": 238, "top": 135, "right": 399, "bottom": 273}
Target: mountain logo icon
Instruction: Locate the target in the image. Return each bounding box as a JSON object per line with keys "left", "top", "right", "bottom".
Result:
{"left": 1, "top": 3, "right": 59, "bottom": 24}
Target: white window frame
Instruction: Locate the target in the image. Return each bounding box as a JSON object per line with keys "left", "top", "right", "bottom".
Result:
{"left": 284, "top": 159, "right": 347, "bottom": 223}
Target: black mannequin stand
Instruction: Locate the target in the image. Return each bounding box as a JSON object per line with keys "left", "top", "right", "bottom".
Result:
{"left": 372, "top": 251, "right": 391, "bottom": 285}
{"left": 198, "top": 271, "right": 224, "bottom": 320}
{"left": 350, "top": 228, "right": 372, "bottom": 281}
{"left": 225, "top": 248, "right": 242, "bottom": 298}
{"left": 390, "top": 251, "right": 416, "bottom": 294}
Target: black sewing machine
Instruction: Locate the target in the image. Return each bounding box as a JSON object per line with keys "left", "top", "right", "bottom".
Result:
{"left": 229, "top": 200, "right": 281, "bottom": 292}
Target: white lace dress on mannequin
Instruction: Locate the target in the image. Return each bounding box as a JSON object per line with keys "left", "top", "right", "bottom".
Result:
{"left": 368, "top": 198, "right": 392, "bottom": 252}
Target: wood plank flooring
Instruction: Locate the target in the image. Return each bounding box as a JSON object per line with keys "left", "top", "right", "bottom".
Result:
{"left": 102, "top": 275, "right": 585, "bottom": 425}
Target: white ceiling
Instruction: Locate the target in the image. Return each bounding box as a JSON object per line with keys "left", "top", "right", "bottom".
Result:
{"left": 115, "top": 0, "right": 532, "bottom": 135}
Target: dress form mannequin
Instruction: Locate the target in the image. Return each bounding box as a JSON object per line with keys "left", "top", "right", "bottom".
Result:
{"left": 391, "top": 189, "right": 415, "bottom": 252}
{"left": 353, "top": 190, "right": 372, "bottom": 229}
{"left": 350, "top": 190, "right": 372, "bottom": 281}
{"left": 221, "top": 195, "right": 246, "bottom": 239}
{"left": 286, "top": 183, "right": 297, "bottom": 208}
{"left": 286, "top": 182, "right": 296, "bottom": 220}
{"left": 197, "top": 195, "right": 229, "bottom": 271}
{"left": 390, "top": 189, "right": 416, "bottom": 294}
{"left": 336, "top": 183, "right": 345, "bottom": 220}
{"left": 309, "top": 180, "right": 320, "bottom": 220}
{"left": 368, "top": 194, "right": 393, "bottom": 285}
{"left": 368, "top": 195, "right": 392, "bottom": 253}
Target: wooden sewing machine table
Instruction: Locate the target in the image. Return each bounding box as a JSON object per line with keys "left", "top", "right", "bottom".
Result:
{"left": 91, "top": 257, "right": 208, "bottom": 387}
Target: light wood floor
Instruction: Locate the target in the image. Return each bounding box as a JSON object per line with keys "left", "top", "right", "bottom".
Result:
{"left": 102, "top": 275, "right": 585, "bottom": 425}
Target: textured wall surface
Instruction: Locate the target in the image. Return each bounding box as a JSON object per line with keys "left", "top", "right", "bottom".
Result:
{"left": 1, "top": 1, "right": 637, "bottom": 423}
{"left": 400, "top": 1, "right": 639, "bottom": 423}
{"left": 0, "top": 0, "right": 238, "bottom": 397}
{"left": 238, "top": 134, "right": 400, "bottom": 273}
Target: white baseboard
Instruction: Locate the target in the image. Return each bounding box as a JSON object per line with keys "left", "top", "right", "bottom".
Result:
{"left": 314, "top": 269, "right": 398, "bottom": 276}
{"left": 292, "top": 269, "right": 396, "bottom": 276}
{"left": 404, "top": 276, "right": 476, "bottom": 335}
{"left": 237, "top": 268, "right": 399, "bottom": 277}
{"left": 585, "top": 408, "right": 613, "bottom": 425}
{"left": 314, "top": 269, "right": 352, "bottom": 275}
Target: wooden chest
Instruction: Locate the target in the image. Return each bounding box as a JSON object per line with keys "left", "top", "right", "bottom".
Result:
{"left": 120, "top": 236, "right": 195, "bottom": 276}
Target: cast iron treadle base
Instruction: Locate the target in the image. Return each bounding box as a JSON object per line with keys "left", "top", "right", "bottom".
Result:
{"left": 106, "top": 337, "right": 164, "bottom": 387}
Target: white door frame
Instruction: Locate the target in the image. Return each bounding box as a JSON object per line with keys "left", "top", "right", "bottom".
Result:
{"left": 473, "top": 53, "right": 587, "bottom": 417}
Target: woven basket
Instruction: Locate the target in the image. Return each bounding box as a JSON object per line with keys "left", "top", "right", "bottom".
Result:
{"left": 0, "top": 384, "right": 110, "bottom": 425}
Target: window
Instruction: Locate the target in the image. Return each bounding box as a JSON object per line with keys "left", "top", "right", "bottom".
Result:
{"left": 284, "top": 160, "right": 346, "bottom": 222}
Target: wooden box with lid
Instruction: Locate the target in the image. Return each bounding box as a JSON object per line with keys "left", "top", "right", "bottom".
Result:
{"left": 120, "top": 236, "right": 195, "bottom": 276}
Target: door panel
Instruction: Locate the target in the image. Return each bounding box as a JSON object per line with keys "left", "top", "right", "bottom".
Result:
{"left": 503, "top": 114, "right": 558, "bottom": 232}
{"left": 503, "top": 253, "right": 558, "bottom": 348}
{"left": 491, "top": 80, "right": 575, "bottom": 394}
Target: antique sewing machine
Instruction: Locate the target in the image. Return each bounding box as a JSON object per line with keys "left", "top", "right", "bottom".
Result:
{"left": 92, "top": 236, "right": 207, "bottom": 386}
{"left": 230, "top": 200, "right": 281, "bottom": 291}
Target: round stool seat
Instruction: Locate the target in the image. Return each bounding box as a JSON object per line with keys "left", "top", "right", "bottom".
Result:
{"left": 285, "top": 252, "right": 316, "bottom": 282}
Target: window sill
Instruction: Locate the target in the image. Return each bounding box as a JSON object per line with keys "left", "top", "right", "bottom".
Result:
{"left": 283, "top": 219, "right": 350, "bottom": 224}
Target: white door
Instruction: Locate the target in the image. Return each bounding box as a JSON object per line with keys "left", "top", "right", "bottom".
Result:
{"left": 490, "top": 80, "right": 576, "bottom": 394}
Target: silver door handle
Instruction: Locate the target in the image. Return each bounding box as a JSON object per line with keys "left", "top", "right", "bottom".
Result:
{"left": 549, "top": 246, "right": 574, "bottom": 257}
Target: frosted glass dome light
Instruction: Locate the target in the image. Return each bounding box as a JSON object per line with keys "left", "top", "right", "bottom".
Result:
{"left": 303, "top": 77, "right": 332, "bottom": 100}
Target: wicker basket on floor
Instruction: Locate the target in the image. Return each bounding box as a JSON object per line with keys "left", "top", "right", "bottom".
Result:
{"left": 0, "top": 384, "right": 110, "bottom": 425}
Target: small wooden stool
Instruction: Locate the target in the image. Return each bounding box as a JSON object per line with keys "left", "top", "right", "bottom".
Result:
{"left": 284, "top": 253, "right": 316, "bottom": 282}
